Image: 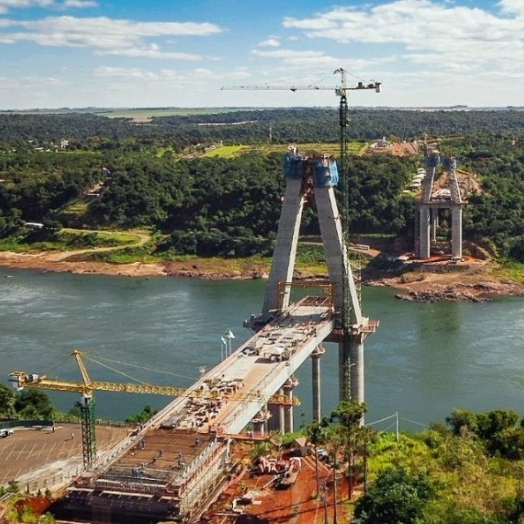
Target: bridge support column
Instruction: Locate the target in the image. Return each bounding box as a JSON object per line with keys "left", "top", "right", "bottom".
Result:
{"left": 339, "top": 335, "right": 364, "bottom": 404}
{"left": 417, "top": 207, "right": 431, "bottom": 259}
{"left": 311, "top": 345, "right": 325, "bottom": 422}
{"left": 279, "top": 388, "right": 286, "bottom": 433}
{"left": 252, "top": 408, "right": 271, "bottom": 436}
{"left": 283, "top": 388, "right": 294, "bottom": 433}
{"left": 266, "top": 392, "right": 283, "bottom": 433}
{"left": 431, "top": 208, "right": 438, "bottom": 243}
{"left": 283, "top": 376, "right": 298, "bottom": 433}
{"left": 451, "top": 207, "right": 463, "bottom": 259}
{"left": 253, "top": 420, "right": 266, "bottom": 435}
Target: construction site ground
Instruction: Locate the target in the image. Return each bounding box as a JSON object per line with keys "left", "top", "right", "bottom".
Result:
{"left": 202, "top": 441, "right": 356, "bottom": 524}
{"left": 0, "top": 422, "right": 130, "bottom": 492}
{"left": 2, "top": 434, "right": 359, "bottom": 524}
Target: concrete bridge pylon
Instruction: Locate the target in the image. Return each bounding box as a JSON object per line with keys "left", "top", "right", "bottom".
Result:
{"left": 416, "top": 150, "right": 465, "bottom": 260}
{"left": 252, "top": 148, "right": 379, "bottom": 419}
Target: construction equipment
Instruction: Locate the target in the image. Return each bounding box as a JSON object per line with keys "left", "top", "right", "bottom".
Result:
{"left": 222, "top": 68, "right": 380, "bottom": 401}
{"left": 8, "top": 350, "right": 300, "bottom": 468}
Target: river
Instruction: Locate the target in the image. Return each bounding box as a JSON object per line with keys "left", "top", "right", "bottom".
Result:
{"left": 1, "top": 267, "right": 523, "bottom": 431}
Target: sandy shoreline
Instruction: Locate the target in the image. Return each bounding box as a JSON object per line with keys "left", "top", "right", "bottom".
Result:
{"left": 0, "top": 250, "right": 169, "bottom": 277}
{"left": 0, "top": 250, "right": 271, "bottom": 280}
{"left": 1, "top": 250, "right": 524, "bottom": 301}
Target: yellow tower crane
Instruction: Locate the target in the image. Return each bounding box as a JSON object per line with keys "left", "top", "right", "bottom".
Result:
{"left": 8, "top": 350, "right": 300, "bottom": 468}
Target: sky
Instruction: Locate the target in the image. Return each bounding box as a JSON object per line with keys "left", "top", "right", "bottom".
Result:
{"left": 0, "top": 0, "right": 523, "bottom": 109}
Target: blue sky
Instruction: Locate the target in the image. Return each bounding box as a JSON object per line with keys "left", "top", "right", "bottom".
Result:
{"left": 0, "top": 0, "right": 523, "bottom": 109}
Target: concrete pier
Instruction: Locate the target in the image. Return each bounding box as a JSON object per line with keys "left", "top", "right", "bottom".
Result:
{"left": 418, "top": 206, "right": 431, "bottom": 259}
{"left": 311, "top": 345, "right": 325, "bottom": 421}
{"left": 451, "top": 206, "right": 463, "bottom": 259}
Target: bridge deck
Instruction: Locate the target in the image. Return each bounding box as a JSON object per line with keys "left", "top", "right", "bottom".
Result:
{"left": 206, "top": 300, "right": 334, "bottom": 433}
{"left": 143, "top": 296, "right": 335, "bottom": 435}
{"left": 72, "top": 297, "right": 334, "bottom": 518}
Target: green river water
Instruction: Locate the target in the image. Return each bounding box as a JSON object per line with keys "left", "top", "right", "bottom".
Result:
{"left": 1, "top": 267, "right": 523, "bottom": 431}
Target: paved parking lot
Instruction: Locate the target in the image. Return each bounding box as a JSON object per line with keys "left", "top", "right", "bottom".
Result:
{"left": 0, "top": 422, "right": 129, "bottom": 492}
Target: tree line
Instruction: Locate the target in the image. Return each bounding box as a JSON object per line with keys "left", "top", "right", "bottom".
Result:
{"left": 1, "top": 110, "right": 524, "bottom": 261}
{"left": 3, "top": 108, "right": 524, "bottom": 147}
{"left": 302, "top": 402, "right": 524, "bottom": 523}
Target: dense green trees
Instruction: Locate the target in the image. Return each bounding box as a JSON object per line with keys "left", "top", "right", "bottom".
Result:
{"left": 354, "top": 467, "right": 435, "bottom": 524}
{"left": 125, "top": 405, "right": 158, "bottom": 424}
{"left": 0, "top": 383, "right": 16, "bottom": 419}
{"left": 14, "top": 390, "right": 54, "bottom": 420}
{"left": 346, "top": 155, "right": 415, "bottom": 234}
{"left": 445, "top": 408, "right": 524, "bottom": 459}
{"left": 81, "top": 152, "right": 415, "bottom": 254}
{"left": 1, "top": 109, "right": 524, "bottom": 262}
{"left": 300, "top": 404, "right": 524, "bottom": 523}
{"left": 0, "top": 385, "right": 55, "bottom": 420}
{"left": 349, "top": 407, "right": 524, "bottom": 524}
{"left": 85, "top": 153, "right": 284, "bottom": 256}
{"left": 155, "top": 108, "right": 524, "bottom": 143}
{"left": 3, "top": 109, "right": 524, "bottom": 148}
{"left": 0, "top": 150, "right": 104, "bottom": 223}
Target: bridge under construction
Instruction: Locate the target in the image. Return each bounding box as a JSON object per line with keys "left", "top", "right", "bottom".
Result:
{"left": 42, "top": 144, "right": 379, "bottom": 523}
{"left": 7, "top": 72, "right": 383, "bottom": 521}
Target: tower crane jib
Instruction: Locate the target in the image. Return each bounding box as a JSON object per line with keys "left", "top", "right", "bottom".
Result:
{"left": 221, "top": 68, "right": 380, "bottom": 96}
{"left": 8, "top": 350, "right": 300, "bottom": 468}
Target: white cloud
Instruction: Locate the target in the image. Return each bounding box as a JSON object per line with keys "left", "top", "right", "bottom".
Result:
{"left": 0, "top": 15, "right": 223, "bottom": 59}
{"left": 0, "top": 73, "right": 68, "bottom": 108}
{"left": 94, "top": 66, "right": 243, "bottom": 84}
{"left": 252, "top": 48, "right": 325, "bottom": 59}
{"left": 0, "top": 0, "right": 95, "bottom": 13}
{"left": 251, "top": 46, "right": 394, "bottom": 73}
{"left": 258, "top": 37, "right": 280, "bottom": 47}
{"left": 498, "top": 0, "right": 524, "bottom": 16}
{"left": 62, "top": 0, "right": 96, "bottom": 7}
{"left": 98, "top": 48, "right": 203, "bottom": 61}
{"left": 1, "top": 73, "right": 66, "bottom": 86}
{"left": 282, "top": 0, "right": 524, "bottom": 74}
{"left": 94, "top": 66, "right": 158, "bottom": 79}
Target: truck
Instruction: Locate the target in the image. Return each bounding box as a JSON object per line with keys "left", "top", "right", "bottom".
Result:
{"left": 0, "top": 429, "right": 14, "bottom": 438}
{"left": 275, "top": 469, "right": 298, "bottom": 489}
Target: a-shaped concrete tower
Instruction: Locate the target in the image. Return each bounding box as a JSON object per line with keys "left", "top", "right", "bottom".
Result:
{"left": 259, "top": 147, "right": 378, "bottom": 413}
{"left": 417, "top": 151, "right": 464, "bottom": 259}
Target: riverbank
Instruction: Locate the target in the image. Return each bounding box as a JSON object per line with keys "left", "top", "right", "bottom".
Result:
{"left": 0, "top": 250, "right": 269, "bottom": 279}
{"left": 375, "top": 271, "right": 524, "bottom": 302}
{"left": 1, "top": 249, "right": 524, "bottom": 301}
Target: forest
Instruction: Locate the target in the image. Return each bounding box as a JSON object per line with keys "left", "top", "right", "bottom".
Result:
{"left": 0, "top": 108, "right": 524, "bottom": 264}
